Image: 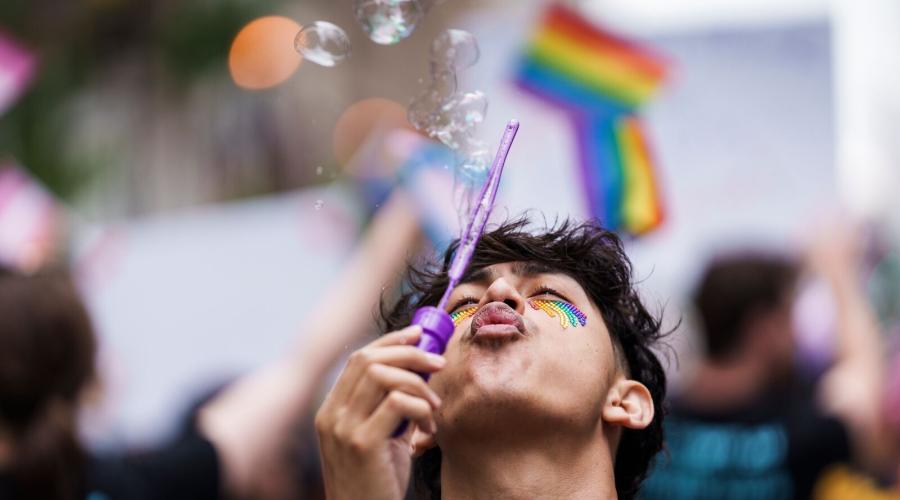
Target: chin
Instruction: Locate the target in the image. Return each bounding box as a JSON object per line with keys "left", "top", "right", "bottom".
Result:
{"left": 447, "top": 359, "right": 545, "bottom": 420}
{"left": 463, "top": 345, "right": 534, "bottom": 390}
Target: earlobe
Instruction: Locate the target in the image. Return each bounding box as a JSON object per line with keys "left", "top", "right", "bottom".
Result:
{"left": 410, "top": 424, "right": 437, "bottom": 458}
{"left": 602, "top": 379, "right": 654, "bottom": 430}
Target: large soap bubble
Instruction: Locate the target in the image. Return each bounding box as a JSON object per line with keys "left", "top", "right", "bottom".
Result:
{"left": 431, "top": 29, "right": 480, "bottom": 71}
{"left": 293, "top": 21, "right": 351, "bottom": 67}
{"left": 354, "top": 0, "right": 424, "bottom": 45}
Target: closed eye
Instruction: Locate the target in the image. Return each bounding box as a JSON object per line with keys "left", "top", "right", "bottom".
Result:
{"left": 450, "top": 296, "right": 479, "bottom": 313}
{"left": 530, "top": 285, "right": 573, "bottom": 303}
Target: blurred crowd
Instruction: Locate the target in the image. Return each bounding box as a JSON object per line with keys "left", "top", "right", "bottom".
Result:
{"left": 2, "top": 200, "right": 900, "bottom": 499}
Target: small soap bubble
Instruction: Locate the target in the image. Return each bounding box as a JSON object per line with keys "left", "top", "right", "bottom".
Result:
{"left": 354, "top": 0, "right": 424, "bottom": 45}
{"left": 314, "top": 199, "right": 324, "bottom": 210}
{"left": 407, "top": 95, "right": 436, "bottom": 131}
{"left": 431, "top": 29, "right": 479, "bottom": 71}
{"left": 458, "top": 149, "right": 491, "bottom": 177}
{"left": 445, "top": 91, "right": 487, "bottom": 127}
{"left": 460, "top": 136, "right": 489, "bottom": 157}
{"left": 429, "top": 68, "right": 458, "bottom": 99}
{"left": 294, "top": 21, "right": 351, "bottom": 67}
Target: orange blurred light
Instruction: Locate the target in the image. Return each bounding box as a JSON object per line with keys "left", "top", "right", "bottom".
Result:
{"left": 332, "top": 98, "right": 418, "bottom": 167}
{"left": 229, "top": 16, "right": 302, "bottom": 90}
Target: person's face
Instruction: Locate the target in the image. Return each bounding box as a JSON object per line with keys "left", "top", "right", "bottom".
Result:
{"left": 427, "top": 261, "right": 621, "bottom": 440}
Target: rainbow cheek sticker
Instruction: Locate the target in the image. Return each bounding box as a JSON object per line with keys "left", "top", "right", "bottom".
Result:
{"left": 528, "top": 299, "right": 587, "bottom": 329}
{"left": 451, "top": 306, "right": 478, "bottom": 326}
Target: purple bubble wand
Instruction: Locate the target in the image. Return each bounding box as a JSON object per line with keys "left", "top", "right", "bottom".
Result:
{"left": 393, "top": 119, "right": 519, "bottom": 437}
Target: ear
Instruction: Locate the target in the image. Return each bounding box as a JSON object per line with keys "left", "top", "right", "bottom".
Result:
{"left": 409, "top": 424, "right": 437, "bottom": 458}
{"left": 601, "top": 378, "right": 654, "bottom": 430}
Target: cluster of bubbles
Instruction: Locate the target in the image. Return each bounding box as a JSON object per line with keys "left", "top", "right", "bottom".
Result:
{"left": 294, "top": 21, "right": 352, "bottom": 67}
{"left": 294, "top": 0, "right": 448, "bottom": 64}
{"left": 408, "top": 29, "right": 491, "bottom": 184}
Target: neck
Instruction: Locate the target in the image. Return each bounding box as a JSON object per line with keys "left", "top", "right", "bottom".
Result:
{"left": 681, "top": 354, "right": 771, "bottom": 410}
{"left": 440, "top": 427, "right": 618, "bottom": 500}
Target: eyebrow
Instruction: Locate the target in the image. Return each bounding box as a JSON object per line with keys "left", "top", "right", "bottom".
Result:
{"left": 459, "top": 261, "right": 558, "bottom": 286}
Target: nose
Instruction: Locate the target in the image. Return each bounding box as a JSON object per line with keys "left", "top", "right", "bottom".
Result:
{"left": 482, "top": 277, "right": 526, "bottom": 315}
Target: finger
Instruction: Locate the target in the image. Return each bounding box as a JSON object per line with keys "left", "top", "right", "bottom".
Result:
{"left": 344, "top": 364, "right": 441, "bottom": 425}
{"left": 326, "top": 325, "right": 423, "bottom": 404}
{"left": 359, "top": 390, "right": 436, "bottom": 444}
{"left": 331, "top": 344, "right": 445, "bottom": 405}
{"left": 369, "top": 324, "right": 422, "bottom": 348}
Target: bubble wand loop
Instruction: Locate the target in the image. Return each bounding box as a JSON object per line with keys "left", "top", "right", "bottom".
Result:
{"left": 393, "top": 119, "right": 519, "bottom": 437}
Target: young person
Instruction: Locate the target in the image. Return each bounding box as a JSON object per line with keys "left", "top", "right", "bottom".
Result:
{"left": 642, "top": 228, "right": 891, "bottom": 499}
{"left": 316, "top": 218, "right": 668, "bottom": 500}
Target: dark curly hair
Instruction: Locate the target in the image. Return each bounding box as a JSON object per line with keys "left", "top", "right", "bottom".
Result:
{"left": 380, "top": 217, "right": 668, "bottom": 499}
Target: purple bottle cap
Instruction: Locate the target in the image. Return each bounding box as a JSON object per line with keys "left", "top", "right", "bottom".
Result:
{"left": 412, "top": 306, "right": 454, "bottom": 356}
{"left": 392, "top": 306, "right": 453, "bottom": 438}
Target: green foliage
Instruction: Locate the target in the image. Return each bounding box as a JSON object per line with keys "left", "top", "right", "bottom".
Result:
{"left": 0, "top": 0, "right": 278, "bottom": 200}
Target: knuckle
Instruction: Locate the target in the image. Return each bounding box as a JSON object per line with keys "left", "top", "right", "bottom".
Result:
{"left": 385, "top": 390, "right": 406, "bottom": 411}
{"left": 314, "top": 412, "right": 329, "bottom": 434}
{"left": 348, "top": 349, "right": 369, "bottom": 366}
{"left": 348, "top": 432, "right": 369, "bottom": 455}
{"left": 333, "top": 420, "right": 352, "bottom": 444}
{"left": 365, "top": 362, "right": 383, "bottom": 380}
{"left": 412, "top": 377, "right": 429, "bottom": 393}
{"left": 412, "top": 398, "right": 430, "bottom": 416}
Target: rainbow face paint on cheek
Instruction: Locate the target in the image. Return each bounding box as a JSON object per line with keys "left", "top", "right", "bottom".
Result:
{"left": 528, "top": 299, "right": 588, "bottom": 329}
{"left": 450, "top": 306, "right": 478, "bottom": 326}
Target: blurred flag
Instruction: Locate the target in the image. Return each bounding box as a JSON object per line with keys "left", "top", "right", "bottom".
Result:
{"left": 0, "top": 164, "right": 62, "bottom": 272}
{"left": 0, "top": 31, "right": 36, "bottom": 116}
{"left": 516, "top": 3, "right": 668, "bottom": 236}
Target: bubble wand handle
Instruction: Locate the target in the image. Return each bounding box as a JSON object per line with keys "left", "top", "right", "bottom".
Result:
{"left": 392, "top": 119, "right": 519, "bottom": 438}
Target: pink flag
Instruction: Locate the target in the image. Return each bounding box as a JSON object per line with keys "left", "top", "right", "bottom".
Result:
{"left": 0, "top": 31, "right": 36, "bottom": 116}
{"left": 0, "top": 164, "right": 61, "bottom": 272}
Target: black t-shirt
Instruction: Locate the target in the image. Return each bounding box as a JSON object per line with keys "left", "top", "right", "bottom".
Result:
{"left": 0, "top": 431, "right": 220, "bottom": 500}
{"left": 640, "top": 384, "right": 851, "bottom": 500}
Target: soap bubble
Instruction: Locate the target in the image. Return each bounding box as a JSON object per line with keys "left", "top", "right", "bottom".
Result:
{"left": 419, "top": 91, "right": 488, "bottom": 149}
{"left": 445, "top": 91, "right": 487, "bottom": 128}
{"left": 314, "top": 199, "right": 324, "bottom": 210}
{"left": 408, "top": 71, "right": 455, "bottom": 129}
{"left": 355, "top": 0, "right": 424, "bottom": 45}
{"left": 431, "top": 29, "right": 479, "bottom": 71}
{"left": 407, "top": 29, "right": 490, "bottom": 195}
{"left": 293, "top": 21, "right": 351, "bottom": 67}
{"left": 429, "top": 68, "right": 458, "bottom": 98}
{"left": 407, "top": 93, "right": 439, "bottom": 131}
{"left": 457, "top": 147, "right": 491, "bottom": 183}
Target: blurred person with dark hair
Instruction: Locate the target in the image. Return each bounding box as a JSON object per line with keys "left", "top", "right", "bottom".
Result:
{"left": 642, "top": 227, "right": 891, "bottom": 499}
{"left": 316, "top": 218, "right": 668, "bottom": 500}
{"left": 0, "top": 190, "right": 423, "bottom": 499}
{"left": 0, "top": 266, "right": 102, "bottom": 499}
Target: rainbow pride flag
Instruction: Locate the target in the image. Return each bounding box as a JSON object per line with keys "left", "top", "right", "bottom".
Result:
{"left": 515, "top": 3, "right": 668, "bottom": 235}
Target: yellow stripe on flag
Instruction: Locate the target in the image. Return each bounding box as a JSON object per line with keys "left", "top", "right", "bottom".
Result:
{"left": 616, "top": 117, "right": 660, "bottom": 234}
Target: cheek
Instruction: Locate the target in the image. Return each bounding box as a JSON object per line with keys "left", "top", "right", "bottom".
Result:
{"left": 533, "top": 317, "right": 616, "bottom": 390}
{"left": 427, "top": 328, "right": 467, "bottom": 395}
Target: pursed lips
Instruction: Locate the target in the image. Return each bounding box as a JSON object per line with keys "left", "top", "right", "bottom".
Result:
{"left": 466, "top": 302, "right": 527, "bottom": 343}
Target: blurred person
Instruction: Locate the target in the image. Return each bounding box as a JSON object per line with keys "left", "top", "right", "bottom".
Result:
{"left": 641, "top": 227, "right": 890, "bottom": 499}
{"left": 0, "top": 190, "right": 422, "bottom": 499}
{"left": 316, "top": 218, "right": 668, "bottom": 500}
